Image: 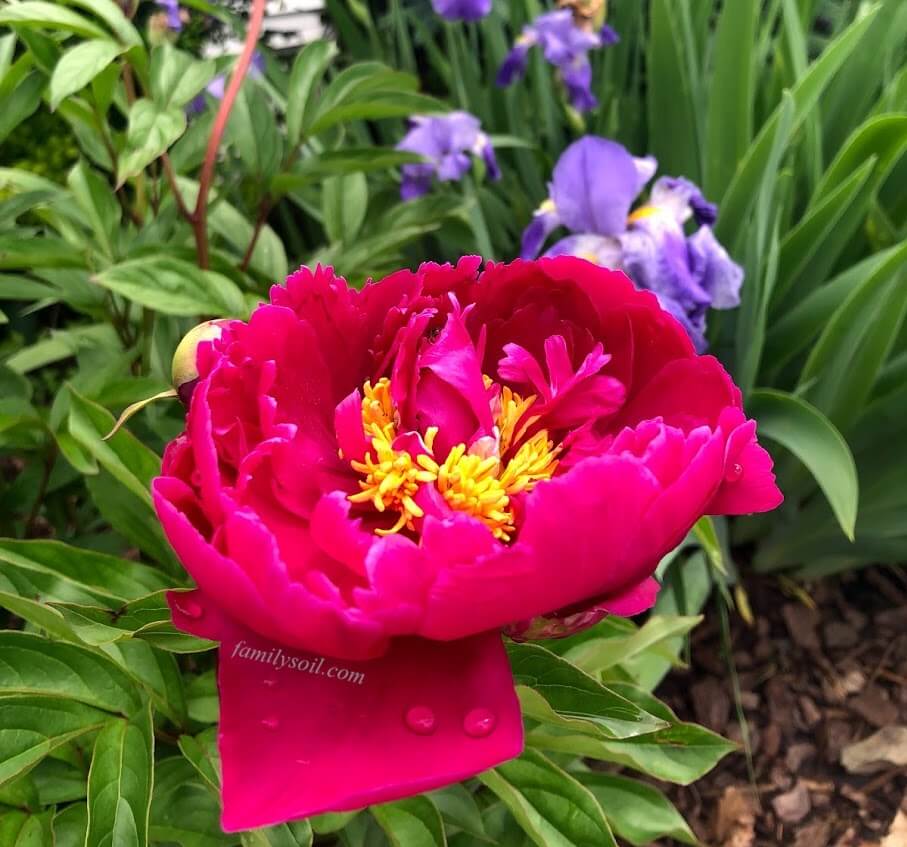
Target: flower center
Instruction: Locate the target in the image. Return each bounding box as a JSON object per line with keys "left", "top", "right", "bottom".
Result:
{"left": 347, "top": 377, "right": 560, "bottom": 540}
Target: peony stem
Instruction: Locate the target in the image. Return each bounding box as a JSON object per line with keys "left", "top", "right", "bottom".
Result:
{"left": 193, "top": 0, "right": 267, "bottom": 270}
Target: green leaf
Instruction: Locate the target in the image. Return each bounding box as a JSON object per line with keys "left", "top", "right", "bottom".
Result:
{"left": 50, "top": 591, "right": 216, "bottom": 653}
{"left": 60, "top": 0, "right": 144, "bottom": 48}
{"left": 177, "top": 730, "right": 220, "bottom": 792}
{"left": 371, "top": 796, "right": 447, "bottom": 847}
{"left": 53, "top": 804, "right": 88, "bottom": 847}
{"left": 577, "top": 773, "right": 698, "bottom": 846}
{"left": 242, "top": 820, "right": 315, "bottom": 847}
{"left": 303, "top": 63, "right": 445, "bottom": 137}
{"left": 67, "top": 389, "right": 162, "bottom": 506}
{"left": 228, "top": 81, "right": 283, "bottom": 181}
{"left": 478, "top": 749, "right": 617, "bottom": 847}
{"left": 0, "top": 631, "right": 142, "bottom": 714}
{"left": 714, "top": 4, "right": 882, "bottom": 246}
{"left": 748, "top": 389, "right": 858, "bottom": 539}
{"left": 150, "top": 43, "right": 216, "bottom": 109}
{"left": 0, "top": 810, "right": 53, "bottom": 847}
{"left": 101, "top": 640, "right": 187, "bottom": 726}
{"left": 151, "top": 757, "right": 235, "bottom": 847}
{"left": 0, "top": 2, "right": 108, "bottom": 38}
{"left": 704, "top": 0, "right": 757, "bottom": 196}
{"left": 0, "top": 70, "right": 44, "bottom": 146}
{"left": 0, "top": 538, "right": 169, "bottom": 605}
{"left": 271, "top": 149, "right": 424, "bottom": 194}
{"left": 49, "top": 40, "right": 124, "bottom": 110}
{"left": 561, "top": 615, "right": 702, "bottom": 674}
{"left": 647, "top": 0, "right": 702, "bottom": 182}
{"left": 429, "top": 785, "right": 488, "bottom": 842}
{"left": 118, "top": 99, "right": 187, "bottom": 184}
{"left": 529, "top": 719, "right": 735, "bottom": 785}
{"left": 0, "top": 698, "right": 108, "bottom": 787}
{"left": 507, "top": 642, "right": 666, "bottom": 739}
{"left": 774, "top": 156, "right": 877, "bottom": 302}
{"left": 85, "top": 703, "right": 154, "bottom": 847}
{"left": 67, "top": 160, "right": 121, "bottom": 259}
{"left": 286, "top": 40, "right": 338, "bottom": 147}
{"left": 323, "top": 172, "right": 368, "bottom": 244}
{"left": 765, "top": 242, "right": 907, "bottom": 371}
{"left": 186, "top": 671, "right": 219, "bottom": 724}
{"left": 94, "top": 255, "right": 245, "bottom": 317}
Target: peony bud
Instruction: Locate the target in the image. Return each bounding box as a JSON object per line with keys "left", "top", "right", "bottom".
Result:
{"left": 171, "top": 320, "right": 226, "bottom": 405}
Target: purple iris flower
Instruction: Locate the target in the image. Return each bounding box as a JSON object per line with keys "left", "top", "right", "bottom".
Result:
{"left": 496, "top": 10, "right": 618, "bottom": 112}
{"left": 159, "top": 0, "right": 182, "bottom": 32}
{"left": 396, "top": 111, "right": 500, "bottom": 201}
{"left": 523, "top": 136, "right": 743, "bottom": 351}
{"left": 431, "top": 0, "right": 492, "bottom": 21}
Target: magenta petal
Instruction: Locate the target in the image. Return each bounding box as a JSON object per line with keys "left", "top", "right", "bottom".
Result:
{"left": 335, "top": 390, "right": 369, "bottom": 464}
{"left": 598, "top": 576, "right": 660, "bottom": 616}
{"left": 213, "top": 620, "right": 522, "bottom": 831}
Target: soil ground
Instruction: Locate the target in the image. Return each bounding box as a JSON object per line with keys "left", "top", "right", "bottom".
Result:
{"left": 659, "top": 566, "right": 907, "bottom": 847}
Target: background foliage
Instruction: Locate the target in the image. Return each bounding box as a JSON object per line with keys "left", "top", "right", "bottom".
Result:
{"left": 0, "top": 0, "right": 904, "bottom": 844}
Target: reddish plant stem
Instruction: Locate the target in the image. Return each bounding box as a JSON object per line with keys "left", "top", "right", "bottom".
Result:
{"left": 193, "top": 0, "right": 267, "bottom": 269}
{"left": 239, "top": 197, "right": 272, "bottom": 272}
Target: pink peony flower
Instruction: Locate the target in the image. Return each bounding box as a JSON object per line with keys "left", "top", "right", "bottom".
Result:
{"left": 155, "top": 256, "right": 781, "bottom": 829}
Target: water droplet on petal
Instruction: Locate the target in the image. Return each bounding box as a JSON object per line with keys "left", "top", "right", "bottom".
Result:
{"left": 175, "top": 595, "right": 203, "bottom": 619}
{"left": 261, "top": 716, "right": 280, "bottom": 730}
{"left": 263, "top": 678, "right": 278, "bottom": 688}
{"left": 404, "top": 706, "right": 436, "bottom": 735}
{"left": 463, "top": 708, "right": 496, "bottom": 738}
{"left": 726, "top": 462, "right": 744, "bottom": 483}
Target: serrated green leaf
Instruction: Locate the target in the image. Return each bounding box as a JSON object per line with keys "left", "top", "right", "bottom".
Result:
{"left": 85, "top": 703, "right": 154, "bottom": 847}
{"left": 50, "top": 40, "right": 124, "bottom": 110}
{"left": 478, "top": 749, "right": 617, "bottom": 847}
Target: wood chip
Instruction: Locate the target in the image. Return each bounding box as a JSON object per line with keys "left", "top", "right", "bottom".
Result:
{"left": 850, "top": 686, "right": 900, "bottom": 729}
{"left": 714, "top": 785, "right": 756, "bottom": 847}
{"left": 772, "top": 781, "right": 812, "bottom": 824}
{"left": 841, "top": 726, "right": 907, "bottom": 774}
{"left": 794, "top": 819, "right": 832, "bottom": 847}
{"left": 783, "top": 604, "right": 821, "bottom": 651}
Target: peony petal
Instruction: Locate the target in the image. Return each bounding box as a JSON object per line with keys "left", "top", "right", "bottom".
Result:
{"left": 214, "top": 622, "right": 522, "bottom": 831}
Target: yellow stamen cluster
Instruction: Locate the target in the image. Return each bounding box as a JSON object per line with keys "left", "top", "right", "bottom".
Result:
{"left": 348, "top": 377, "right": 560, "bottom": 540}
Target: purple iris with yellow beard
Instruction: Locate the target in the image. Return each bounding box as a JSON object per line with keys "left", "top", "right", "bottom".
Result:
{"left": 521, "top": 136, "right": 743, "bottom": 351}
{"left": 497, "top": 9, "right": 618, "bottom": 112}
{"left": 396, "top": 112, "right": 500, "bottom": 201}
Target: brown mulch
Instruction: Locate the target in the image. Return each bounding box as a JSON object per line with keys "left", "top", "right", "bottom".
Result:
{"left": 659, "top": 565, "right": 907, "bottom": 847}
